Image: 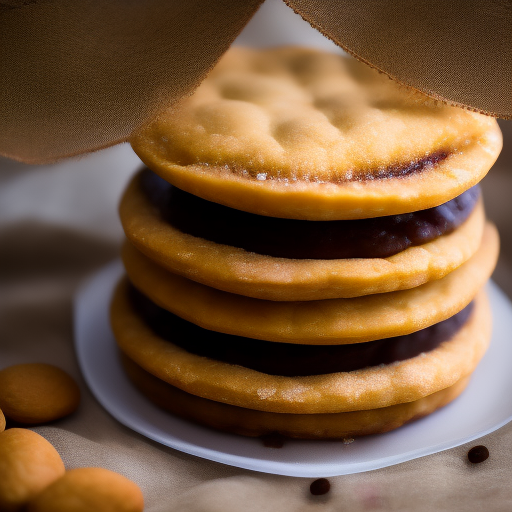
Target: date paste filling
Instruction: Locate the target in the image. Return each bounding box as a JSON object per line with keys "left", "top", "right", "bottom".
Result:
{"left": 140, "top": 168, "right": 480, "bottom": 260}
{"left": 129, "top": 284, "right": 473, "bottom": 377}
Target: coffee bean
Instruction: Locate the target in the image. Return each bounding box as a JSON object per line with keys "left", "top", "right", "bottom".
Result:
{"left": 467, "top": 445, "right": 489, "bottom": 463}
{"left": 310, "top": 478, "right": 330, "bottom": 496}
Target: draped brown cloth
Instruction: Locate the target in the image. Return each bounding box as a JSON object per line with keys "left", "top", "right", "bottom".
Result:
{"left": 1, "top": 0, "right": 511, "bottom": 163}
{"left": 2, "top": 1, "right": 512, "bottom": 510}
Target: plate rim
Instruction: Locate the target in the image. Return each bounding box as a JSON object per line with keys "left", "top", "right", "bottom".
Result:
{"left": 74, "top": 260, "right": 512, "bottom": 477}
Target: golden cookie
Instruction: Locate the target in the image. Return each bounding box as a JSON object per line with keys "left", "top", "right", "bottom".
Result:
{"left": 26, "top": 468, "right": 144, "bottom": 512}
{"left": 122, "top": 223, "right": 497, "bottom": 345}
{"left": 122, "top": 354, "right": 470, "bottom": 439}
{"left": 130, "top": 47, "right": 501, "bottom": 220}
{"left": 0, "top": 429, "right": 65, "bottom": 512}
{"left": 0, "top": 409, "right": 5, "bottom": 433}
{"left": 0, "top": 364, "right": 81, "bottom": 425}
{"left": 120, "top": 171, "right": 486, "bottom": 301}
{"left": 111, "top": 285, "right": 491, "bottom": 414}
{"left": 124, "top": 281, "right": 475, "bottom": 376}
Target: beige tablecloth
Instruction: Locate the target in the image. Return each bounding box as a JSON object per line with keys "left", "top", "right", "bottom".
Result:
{"left": 1, "top": 120, "right": 512, "bottom": 511}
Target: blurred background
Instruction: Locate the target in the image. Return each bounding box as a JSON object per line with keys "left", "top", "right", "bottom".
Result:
{"left": 480, "top": 120, "right": 512, "bottom": 297}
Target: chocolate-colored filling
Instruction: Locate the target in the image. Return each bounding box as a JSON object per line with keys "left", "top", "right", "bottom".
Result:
{"left": 336, "top": 150, "right": 449, "bottom": 182}
{"left": 310, "top": 478, "right": 331, "bottom": 496}
{"left": 140, "top": 168, "right": 480, "bottom": 259}
{"left": 129, "top": 284, "right": 473, "bottom": 377}
{"left": 228, "top": 150, "right": 449, "bottom": 183}
{"left": 467, "top": 446, "right": 489, "bottom": 464}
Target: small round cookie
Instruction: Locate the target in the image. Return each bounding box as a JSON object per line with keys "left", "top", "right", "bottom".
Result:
{"left": 111, "top": 286, "right": 491, "bottom": 414}
{"left": 120, "top": 172, "right": 486, "bottom": 301}
{"left": 122, "top": 354, "right": 470, "bottom": 439}
{"left": 0, "top": 409, "right": 5, "bottom": 433}
{"left": 0, "top": 428, "right": 65, "bottom": 512}
{"left": 25, "top": 468, "right": 144, "bottom": 512}
{"left": 122, "top": 222, "right": 498, "bottom": 344}
{"left": 0, "top": 364, "right": 81, "bottom": 425}
{"left": 130, "top": 47, "right": 501, "bottom": 221}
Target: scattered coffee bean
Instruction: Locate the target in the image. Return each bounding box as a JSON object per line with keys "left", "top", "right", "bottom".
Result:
{"left": 310, "top": 478, "right": 330, "bottom": 496}
{"left": 467, "top": 445, "right": 489, "bottom": 464}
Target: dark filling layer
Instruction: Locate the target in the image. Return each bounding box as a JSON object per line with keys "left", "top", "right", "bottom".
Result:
{"left": 129, "top": 284, "right": 473, "bottom": 377}
{"left": 140, "top": 168, "right": 480, "bottom": 259}
{"left": 227, "top": 150, "right": 449, "bottom": 183}
{"left": 338, "top": 150, "right": 449, "bottom": 182}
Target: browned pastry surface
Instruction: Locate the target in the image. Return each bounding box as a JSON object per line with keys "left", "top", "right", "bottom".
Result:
{"left": 122, "top": 354, "right": 471, "bottom": 439}
{"left": 120, "top": 171, "right": 486, "bottom": 301}
{"left": 122, "top": 223, "right": 497, "bottom": 344}
{"left": 127, "top": 284, "right": 473, "bottom": 377}
{"left": 130, "top": 47, "right": 501, "bottom": 220}
{"left": 139, "top": 168, "right": 481, "bottom": 260}
{"left": 111, "top": 286, "right": 491, "bottom": 414}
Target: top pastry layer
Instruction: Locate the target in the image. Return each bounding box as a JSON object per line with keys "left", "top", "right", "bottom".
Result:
{"left": 131, "top": 47, "right": 502, "bottom": 220}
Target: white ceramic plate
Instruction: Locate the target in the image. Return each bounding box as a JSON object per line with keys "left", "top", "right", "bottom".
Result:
{"left": 74, "top": 261, "right": 512, "bottom": 477}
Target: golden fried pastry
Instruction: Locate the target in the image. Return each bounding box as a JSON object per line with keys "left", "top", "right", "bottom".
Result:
{"left": 116, "top": 46, "right": 500, "bottom": 440}
{"left": 122, "top": 354, "right": 470, "bottom": 439}
{"left": 0, "top": 429, "right": 65, "bottom": 512}
{"left": 120, "top": 169, "right": 487, "bottom": 301}
{"left": 0, "top": 409, "right": 5, "bottom": 433}
{"left": 122, "top": 223, "right": 497, "bottom": 344}
{"left": 0, "top": 364, "right": 81, "bottom": 425}
{"left": 130, "top": 47, "right": 501, "bottom": 221}
{"left": 26, "top": 468, "right": 144, "bottom": 512}
{"left": 111, "top": 283, "right": 491, "bottom": 415}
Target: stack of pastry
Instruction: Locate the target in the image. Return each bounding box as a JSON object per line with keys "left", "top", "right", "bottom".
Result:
{"left": 111, "top": 47, "right": 501, "bottom": 439}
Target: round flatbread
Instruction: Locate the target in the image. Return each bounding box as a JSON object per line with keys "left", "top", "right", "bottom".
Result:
{"left": 111, "top": 286, "right": 491, "bottom": 414}
{"left": 121, "top": 354, "right": 470, "bottom": 439}
{"left": 122, "top": 223, "right": 497, "bottom": 344}
{"left": 130, "top": 47, "right": 501, "bottom": 220}
{"left": 120, "top": 172, "right": 486, "bottom": 301}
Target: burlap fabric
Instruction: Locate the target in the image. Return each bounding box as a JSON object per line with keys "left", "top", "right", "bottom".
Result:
{"left": 2, "top": 1, "right": 512, "bottom": 510}
{"left": 1, "top": 0, "right": 511, "bottom": 163}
